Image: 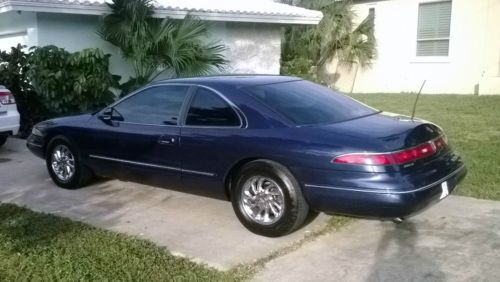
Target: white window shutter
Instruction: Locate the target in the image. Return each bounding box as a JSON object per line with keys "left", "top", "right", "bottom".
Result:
{"left": 417, "top": 1, "right": 452, "bottom": 56}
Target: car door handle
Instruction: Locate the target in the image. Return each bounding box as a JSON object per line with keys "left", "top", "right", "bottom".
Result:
{"left": 158, "top": 135, "right": 176, "bottom": 145}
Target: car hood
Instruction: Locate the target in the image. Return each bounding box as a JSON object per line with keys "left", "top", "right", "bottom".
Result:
{"left": 38, "top": 113, "right": 93, "bottom": 128}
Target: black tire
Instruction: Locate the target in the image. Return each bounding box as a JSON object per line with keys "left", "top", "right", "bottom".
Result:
{"left": 231, "top": 160, "right": 310, "bottom": 237}
{"left": 0, "top": 135, "right": 7, "bottom": 147}
{"left": 46, "top": 137, "right": 93, "bottom": 189}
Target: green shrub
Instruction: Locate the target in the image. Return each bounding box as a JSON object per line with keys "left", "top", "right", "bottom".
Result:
{"left": 280, "top": 57, "right": 323, "bottom": 84}
{"left": 0, "top": 45, "right": 120, "bottom": 136}
{"left": 0, "top": 45, "right": 48, "bottom": 136}
{"left": 27, "top": 46, "right": 120, "bottom": 115}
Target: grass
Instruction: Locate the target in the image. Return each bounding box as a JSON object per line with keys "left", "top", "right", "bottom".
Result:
{"left": 0, "top": 203, "right": 232, "bottom": 281}
{"left": 230, "top": 215, "right": 351, "bottom": 280}
{"left": 350, "top": 94, "right": 500, "bottom": 201}
{"left": 0, "top": 203, "right": 350, "bottom": 281}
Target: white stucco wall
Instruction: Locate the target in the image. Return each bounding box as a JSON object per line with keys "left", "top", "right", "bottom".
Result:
{"left": 36, "top": 12, "right": 134, "bottom": 83}
{"left": 218, "top": 22, "right": 282, "bottom": 74}
{"left": 31, "top": 13, "right": 281, "bottom": 81}
{"left": 0, "top": 11, "right": 38, "bottom": 52}
{"left": 1, "top": 11, "right": 282, "bottom": 81}
{"left": 332, "top": 0, "right": 500, "bottom": 95}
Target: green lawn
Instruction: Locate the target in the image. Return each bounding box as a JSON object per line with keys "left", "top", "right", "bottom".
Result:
{"left": 0, "top": 203, "right": 234, "bottom": 281}
{"left": 350, "top": 94, "right": 500, "bottom": 201}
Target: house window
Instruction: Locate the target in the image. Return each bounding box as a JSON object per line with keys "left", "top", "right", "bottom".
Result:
{"left": 417, "top": 1, "right": 452, "bottom": 56}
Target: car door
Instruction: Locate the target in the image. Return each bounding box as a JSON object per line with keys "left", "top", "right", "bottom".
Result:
{"left": 180, "top": 86, "right": 245, "bottom": 194}
{"left": 87, "top": 85, "right": 191, "bottom": 188}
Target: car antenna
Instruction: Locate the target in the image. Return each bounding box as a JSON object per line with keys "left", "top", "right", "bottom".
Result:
{"left": 411, "top": 80, "right": 426, "bottom": 121}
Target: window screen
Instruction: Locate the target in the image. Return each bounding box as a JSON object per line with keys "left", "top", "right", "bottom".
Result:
{"left": 417, "top": 1, "right": 452, "bottom": 56}
{"left": 186, "top": 88, "right": 240, "bottom": 127}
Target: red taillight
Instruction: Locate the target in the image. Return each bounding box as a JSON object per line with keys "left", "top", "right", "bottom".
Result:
{"left": 392, "top": 142, "right": 435, "bottom": 164}
{"left": 332, "top": 136, "right": 448, "bottom": 166}
{"left": 0, "top": 90, "right": 16, "bottom": 105}
{"left": 433, "top": 136, "right": 448, "bottom": 150}
{"left": 333, "top": 153, "right": 393, "bottom": 165}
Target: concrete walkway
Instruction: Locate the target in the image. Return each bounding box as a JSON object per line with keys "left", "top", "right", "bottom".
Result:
{"left": 253, "top": 196, "right": 500, "bottom": 282}
{"left": 0, "top": 138, "right": 329, "bottom": 270}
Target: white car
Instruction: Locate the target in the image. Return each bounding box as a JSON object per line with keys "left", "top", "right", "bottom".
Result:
{"left": 0, "top": 85, "right": 20, "bottom": 147}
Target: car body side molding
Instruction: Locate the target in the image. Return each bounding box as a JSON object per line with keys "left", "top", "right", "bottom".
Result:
{"left": 88, "top": 154, "right": 215, "bottom": 177}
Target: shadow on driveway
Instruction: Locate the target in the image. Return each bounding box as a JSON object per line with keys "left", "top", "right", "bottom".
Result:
{"left": 367, "top": 221, "right": 445, "bottom": 282}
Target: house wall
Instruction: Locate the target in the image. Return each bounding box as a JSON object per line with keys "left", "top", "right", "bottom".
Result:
{"left": 36, "top": 13, "right": 133, "bottom": 83}
{"left": 332, "top": 0, "right": 500, "bottom": 95}
{"left": 0, "top": 11, "right": 38, "bottom": 52}
{"left": 216, "top": 22, "right": 282, "bottom": 74}
{"left": 35, "top": 13, "right": 282, "bottom": 81}
{"left": 1, "top": 11, "right": 282, "bottom": 80}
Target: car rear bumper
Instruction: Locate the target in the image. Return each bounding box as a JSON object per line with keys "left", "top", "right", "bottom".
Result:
{"left": 302, "top": 164, "right": 467, "bottom": 219}
{"left": 0, "top": 111, "right": 20, "bottom": 136}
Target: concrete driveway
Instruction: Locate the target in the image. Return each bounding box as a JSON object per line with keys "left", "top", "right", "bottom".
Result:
{"left": 254, "top": 196, "right": 500, "bottom": 282}
{"left": 1, "top": 137, "right": 500, "bottom": 280}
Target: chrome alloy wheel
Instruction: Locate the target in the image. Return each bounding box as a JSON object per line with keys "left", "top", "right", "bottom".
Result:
{"left": 241, "top": 176, "right": 285, "bottom": 225}
{"left": 51, "top": 145, "right": 75, "bottom": 182}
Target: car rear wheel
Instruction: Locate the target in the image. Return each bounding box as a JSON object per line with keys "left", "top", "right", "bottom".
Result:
{"left": 231, "top": 160, "right": 310, "bottom": 237}
{"left": 46, "top": 138, "right": 93, "bottom": 189}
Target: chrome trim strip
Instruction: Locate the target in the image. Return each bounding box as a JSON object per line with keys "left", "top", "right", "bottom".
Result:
{"left": 304, "top": 164, "right": 465, "bottom": 195}
{"left": 182, "top": 168, "right": 215, "bottom": 177}
{"left": 89, "top": 155, "right": 181, "bottom": 172}
{"left": 186, "top": 85, "right": 246, "bottom": 129}
{"left": 27, "top": 142, "right": 42, "bottom": 148}
{"left": 88, "top": 154, "right": 215, "bottom": 177}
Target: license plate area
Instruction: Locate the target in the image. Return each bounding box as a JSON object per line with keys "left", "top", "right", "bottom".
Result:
{"left": 439, "top": 181, "right": 449, "bottom": 200}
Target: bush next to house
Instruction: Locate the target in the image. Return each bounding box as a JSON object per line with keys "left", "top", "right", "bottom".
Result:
{"left": 280, "top": 0, "right": 376, "bottom": 85}
{"left": 27, "top": 46, "right": 120, "bottom": 115}
{"left": 0, "top": 45, "right": 46, "bottom": 136}
{"left": 0, "top": 45, "right": 119, "bottom": 136}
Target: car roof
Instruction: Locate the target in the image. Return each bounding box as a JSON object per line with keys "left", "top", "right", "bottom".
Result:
{"left": 151, "top": 74, "right": 302, "bottom": 88}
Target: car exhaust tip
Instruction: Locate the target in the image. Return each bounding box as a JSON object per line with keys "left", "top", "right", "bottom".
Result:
{"left": 392, "top": 217, "right": 405, "bottom": 224}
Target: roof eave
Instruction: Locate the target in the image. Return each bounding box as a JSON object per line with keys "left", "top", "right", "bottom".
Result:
{"left": 0, "top": 2, "right": 322, "bottom": 25}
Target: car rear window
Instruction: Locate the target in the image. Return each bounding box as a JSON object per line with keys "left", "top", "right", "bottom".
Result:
{"left": 243, "top": 80, "right": 378, "bottom": 125}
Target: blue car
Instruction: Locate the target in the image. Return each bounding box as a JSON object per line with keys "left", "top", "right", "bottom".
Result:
{"left": 27, "top": 75, "right": 466, "bottom": 237}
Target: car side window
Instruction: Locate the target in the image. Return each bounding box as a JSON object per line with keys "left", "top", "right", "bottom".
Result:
{"left": 113, "top": 86, "right": 188, "bottom": 125}
{"left": 186, "top": 88, "right": 240, "bottom": 127}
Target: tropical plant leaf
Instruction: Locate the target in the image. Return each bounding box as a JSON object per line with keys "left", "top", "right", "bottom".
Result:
{"left": 98, "top": 0, "right": 227, "bottom": 94}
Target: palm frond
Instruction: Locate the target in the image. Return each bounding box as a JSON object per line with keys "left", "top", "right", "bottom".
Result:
{"left": 99, "top": 0, "right": 227, "bottom": 90}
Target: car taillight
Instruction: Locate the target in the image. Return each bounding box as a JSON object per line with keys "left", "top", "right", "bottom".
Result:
{"left": 332, "top": 136, "right": 448, "bottom": 166}
{"left": 0, "top": 91, "right": 16, "bottom": 105}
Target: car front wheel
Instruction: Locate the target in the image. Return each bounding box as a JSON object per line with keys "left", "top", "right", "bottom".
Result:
{"left": 46, "top": 138, "right": 93, "bottom": 189}
{"left": 231, "top": 160, "right": 310, "bottom": 237}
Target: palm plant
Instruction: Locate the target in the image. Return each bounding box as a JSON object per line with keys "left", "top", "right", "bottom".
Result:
{"left": 281, "top": 0, "right": 376, "bottom": 80}
{"left": 98, "top": 0, "right": 227, "bottom": 93}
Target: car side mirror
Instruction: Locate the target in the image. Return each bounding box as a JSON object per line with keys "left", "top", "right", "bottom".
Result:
{"left": 99, "top": 108, "right": 114, "bottom": 121}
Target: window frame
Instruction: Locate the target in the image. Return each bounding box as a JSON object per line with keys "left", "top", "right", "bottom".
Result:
{"left": 415, "top": 0, "right": 453, "bottom": 58}
{"left": 105, "top": 84, "right": 194, "bottom": 127}
{"left": 103, "top": 83, "right": 246, "bottom": 129}
{"left": 181, "top": 86, "right": 245, "bottom": 129}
